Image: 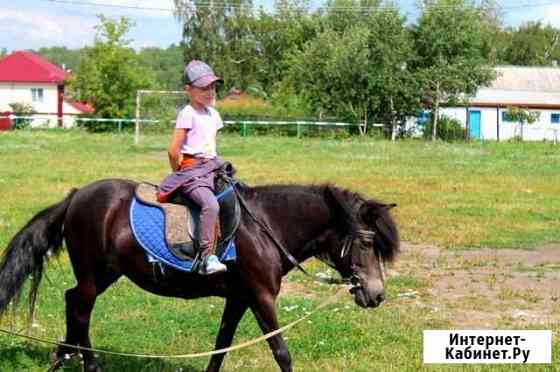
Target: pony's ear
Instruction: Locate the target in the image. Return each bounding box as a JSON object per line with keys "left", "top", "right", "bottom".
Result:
{"left": 359, "top": 201, "right": 397, "bottom": 225}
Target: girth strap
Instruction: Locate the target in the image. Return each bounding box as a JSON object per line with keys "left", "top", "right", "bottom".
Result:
{"left": 232, "top": 184, "right": 311, "bottom": 277}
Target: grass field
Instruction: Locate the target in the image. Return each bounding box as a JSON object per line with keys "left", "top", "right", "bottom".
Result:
{"left": 0, "top": 130, "right": 558, "bottom": 371}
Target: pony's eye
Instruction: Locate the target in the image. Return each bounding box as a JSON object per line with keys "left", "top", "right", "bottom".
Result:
{"left": 359, "top": 238, "right": 373, "bottom": 247}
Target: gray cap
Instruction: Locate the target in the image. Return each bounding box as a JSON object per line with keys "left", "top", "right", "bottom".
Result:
{"left": 184, "top": 60, "right": 223, "bottom": 87}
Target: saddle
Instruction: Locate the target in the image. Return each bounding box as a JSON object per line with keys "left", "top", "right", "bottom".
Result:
{"left": 134, "top": 162, "right": 241, "bottom": 261}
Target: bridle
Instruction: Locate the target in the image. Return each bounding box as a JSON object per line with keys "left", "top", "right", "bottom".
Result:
{"left": 317, "top": 226, "right": 385, "bottom": 286}
{"left": 343, "top": 228, "right": 386, "bottom": 288}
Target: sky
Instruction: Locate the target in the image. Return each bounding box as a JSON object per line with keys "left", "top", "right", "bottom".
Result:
{"left": 1, "top": 0, "right": 560, "bottom": 52}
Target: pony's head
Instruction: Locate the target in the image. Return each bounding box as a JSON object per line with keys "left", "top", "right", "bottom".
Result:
{"left": 318, "top": 186, "right": 400, "bottom": 308}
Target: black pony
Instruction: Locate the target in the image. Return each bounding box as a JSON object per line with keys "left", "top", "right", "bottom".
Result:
{"left": 0, "top": 179, "right": 399, "bottom": 372}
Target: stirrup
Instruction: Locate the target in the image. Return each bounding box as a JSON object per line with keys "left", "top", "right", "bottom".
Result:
{"left": 198, "top": 255, "right": 227, "bottom": 275}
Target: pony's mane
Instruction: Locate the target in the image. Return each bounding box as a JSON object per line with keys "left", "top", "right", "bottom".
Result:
{"left": 242, "top": 183, "right": 400, "bottom": 262}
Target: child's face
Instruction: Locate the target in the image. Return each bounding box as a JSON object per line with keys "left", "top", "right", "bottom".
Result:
{"left": 186, "top": 82, "right": 217, "bottom": 108}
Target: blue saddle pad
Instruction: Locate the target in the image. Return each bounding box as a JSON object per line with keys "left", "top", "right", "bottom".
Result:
{"left": 129, "top": 198, "right": 236, "bottom": 272}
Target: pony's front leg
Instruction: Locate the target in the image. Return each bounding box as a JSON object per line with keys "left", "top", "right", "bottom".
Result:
{"left": 250, "top": 293, "right": 292, "bottom": 372}
{"left": 206, "top": 298, "right": 248, "bottom": 372}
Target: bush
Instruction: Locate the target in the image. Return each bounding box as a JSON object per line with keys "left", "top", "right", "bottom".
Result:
{"left": 217, "top": 94, "right": 275, "bottom": 119}
{"left": 423, "top": 115, "right": 465, "bottom": 141}
{"left": 9, "top": 102, "right": 35, "bottom": 129}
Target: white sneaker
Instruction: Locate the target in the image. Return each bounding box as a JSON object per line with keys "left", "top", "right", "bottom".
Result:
{"left": 201, "top": 255, "right": 227, "bottom": 275}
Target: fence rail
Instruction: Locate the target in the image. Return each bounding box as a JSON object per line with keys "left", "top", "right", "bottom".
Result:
{"left": 4, "top": 114, "right": 555, "bottom": 144}
{"left": 0, "top": 115, "right": 370, "bottom": 144}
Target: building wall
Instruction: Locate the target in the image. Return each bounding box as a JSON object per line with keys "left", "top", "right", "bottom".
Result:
{"left": 438, "top": 106, "right": 560, "bottom": 142}
{"left": 498, "top": 108, "right": 560, "bottom": 141}
{"left": 440, "top": 107, "right": 499, "bottom": 140}
{"left": 0, "top": 83, "right": 58, "bottom": 113}
{"left": 0, "top": 83, "right": 85, "bottom": 128}
{"left": 421, "top": 107, "right": 560, "bottom": 142}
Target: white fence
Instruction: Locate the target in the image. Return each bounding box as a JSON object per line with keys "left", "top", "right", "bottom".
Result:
{"left": 0, "top": 114, "right": 157, "bottom": 130}
{"left": 0, "top": 115, "right": 369, "bottom": 144}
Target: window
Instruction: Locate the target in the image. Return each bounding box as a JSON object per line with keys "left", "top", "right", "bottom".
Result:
{"left": 552, "top": 113, "right": 560, "bottom": 124}
{"left": 31, "top": 88, "right": 44, "bottom": 103}
{"left": 501, "top": 111, "right": 514, "bottom": 123}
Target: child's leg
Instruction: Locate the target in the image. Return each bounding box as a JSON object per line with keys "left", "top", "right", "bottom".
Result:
{"left": 187, "top": 187, "right": 220, "bottom": 259}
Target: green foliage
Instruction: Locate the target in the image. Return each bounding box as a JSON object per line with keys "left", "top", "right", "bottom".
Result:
{"left": 69, "top": 16, "right": 154, "bottom": 125}
{"left": 218, "top": 94, "right": 276, "bottom": 119}
{"left": 505, "top": 107, "right": 541, "bottom": 125}
{"left": 501, "top": 22, "right": 560, "bottom": 66}
{"left": 174, "top": 0, "right": 261, "bottom": 92}
{"left": 35, "top": 46, "right": 81, "bottom": 72}
{"left": 504, "top": 106, "right": 541, "bottom": 140}
{"left": 8, "top": 102, "right": 35, "bottom": 129}
{"left": 254, "top": 3, "right": 318, "bottom": 94}
{"left": 137, "top": 44, "right": 184, "bottom": 91}
{"left": 269, "top": 81, "right": 312, "bottom": 118}
{"left": 16, "top": 0, "right": 560, "bottom": 135}
{"left": 285, "top": 3, "right": 418, "bottom": 134}
{"left": 422, "top": 114, "right": 465, "bottom": 141}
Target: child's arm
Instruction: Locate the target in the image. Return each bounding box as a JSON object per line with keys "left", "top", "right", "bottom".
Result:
{"left": 168, "top": 129, "right": 187, "bottom": 172}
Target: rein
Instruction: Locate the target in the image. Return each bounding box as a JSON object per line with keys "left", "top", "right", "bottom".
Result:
{"left": 231, "top": 184, "right": 311, "bottom": 277}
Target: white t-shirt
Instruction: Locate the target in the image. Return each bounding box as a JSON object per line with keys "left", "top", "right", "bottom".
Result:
{"left": 176, "top": 105, "right": 223, "bottom": 158}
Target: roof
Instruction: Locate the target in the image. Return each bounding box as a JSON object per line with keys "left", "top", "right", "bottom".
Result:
{"left": 0, "top": 51, "right": 68, "bottom": 84}
{"left": 487, "top": 66, "right": 560, "bottom": 92}
{"left": 470, "top": 66, "right": 560, "bottom": 108}
{"left": 66, "top": 100, "right": 94, "bottom": 114}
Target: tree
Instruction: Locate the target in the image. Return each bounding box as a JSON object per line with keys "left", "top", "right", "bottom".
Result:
{"left": 286, "top": 2, "right": 419, "bottom": 132}
{"left": 253, "top": 0, "right": 317, "bottom": 95}
{"left": 502, "top": 22, "right": 560, "bottom": 66}
{"left": 68, "top": 16, "right": 153, "bottom": 120}
{"left": 411, "top": 0, "right": 496, "bottom": 141}
{"left": 137, "top": 44, "right": 184, "bottom": 90}
{"left": 8, "top": 102, "right": 36, "bottom": 129}
{"left": 0, "top": 48, "right": 7, "bottom": 59}
{"left": 363, "top": 5, "right": 419, "bottom": 139}
{"left": 174, "top": 0, "right": 260, "bottom": 92}
{"left": 504, "top": 106, "right": 541, "bottom": 140}
{"left": 35, "top": 47, "right": 81, "bottom": 72}
{"left": 477, "top": 0, "right": 508, "bottom": 64}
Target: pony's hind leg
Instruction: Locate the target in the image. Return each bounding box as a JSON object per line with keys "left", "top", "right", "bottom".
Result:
{"left": 54, "top": 270, "right": 121, "bottom": 372}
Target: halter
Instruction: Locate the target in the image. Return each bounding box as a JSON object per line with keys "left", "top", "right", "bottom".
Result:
{"left": 316, "top": 226, "right": 385, "bottom": 285}
{"left": 340, "top": 229, "right": 377, "bottom": 258}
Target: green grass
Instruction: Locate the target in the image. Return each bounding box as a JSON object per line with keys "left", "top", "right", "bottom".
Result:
{"left": 0, "top": 130, "right": 559, "bottom": 371}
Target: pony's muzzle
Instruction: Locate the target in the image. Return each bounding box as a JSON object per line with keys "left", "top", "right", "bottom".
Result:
{"left": 352, "top": 277, "right": 385, "bottom": 308}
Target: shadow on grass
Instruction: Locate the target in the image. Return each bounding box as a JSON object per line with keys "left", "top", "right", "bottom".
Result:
{"left": 0, "top": 343, "right": 203, "bottom": 372}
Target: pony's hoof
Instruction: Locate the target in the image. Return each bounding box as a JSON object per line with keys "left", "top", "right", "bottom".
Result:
{"left": 47, "top": 352, "right": 65, "bottom": 372}
{"left": 50, "top": 348, "right": 74, "bottom": 362}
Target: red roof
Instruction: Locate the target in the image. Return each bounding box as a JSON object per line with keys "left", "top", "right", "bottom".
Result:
{"left": 66, "top": 100, "right": 94, "bottom": 114}
{"left": 0, "top": 51, "right": 68, "bottom": 84}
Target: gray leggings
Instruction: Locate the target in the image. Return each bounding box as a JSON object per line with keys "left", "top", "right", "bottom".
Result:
{"left": 186, "top": 186, "right": 219, "bottom": 258}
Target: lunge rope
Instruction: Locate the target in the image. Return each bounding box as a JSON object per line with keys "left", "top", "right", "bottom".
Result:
{"left": 0, "top": 287, "right": 346, "bottom": 359}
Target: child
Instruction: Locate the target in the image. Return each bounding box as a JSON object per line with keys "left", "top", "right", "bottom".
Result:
{"left": 157, "top": 60, "right": 227, "bottom": 275}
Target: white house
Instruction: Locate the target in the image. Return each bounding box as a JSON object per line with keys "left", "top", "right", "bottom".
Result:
{"left": 0, "top": 51, "right": 92, "bottom": 128}
{"left": 438, "top": 66, "right": 560, "bottom": 142}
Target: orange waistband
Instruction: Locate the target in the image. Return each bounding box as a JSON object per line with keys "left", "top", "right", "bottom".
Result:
{"left": 180, "top": 154, "right": 208, "bottom": 170}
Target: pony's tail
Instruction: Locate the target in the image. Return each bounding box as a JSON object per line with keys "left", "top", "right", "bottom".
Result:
{"left": 0, "top": 189, "right": 78, "bottom": 318}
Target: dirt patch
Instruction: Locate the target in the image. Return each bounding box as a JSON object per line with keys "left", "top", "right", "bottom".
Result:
{"left": 390, "top": 243, "right": 560, "bottom": 329}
